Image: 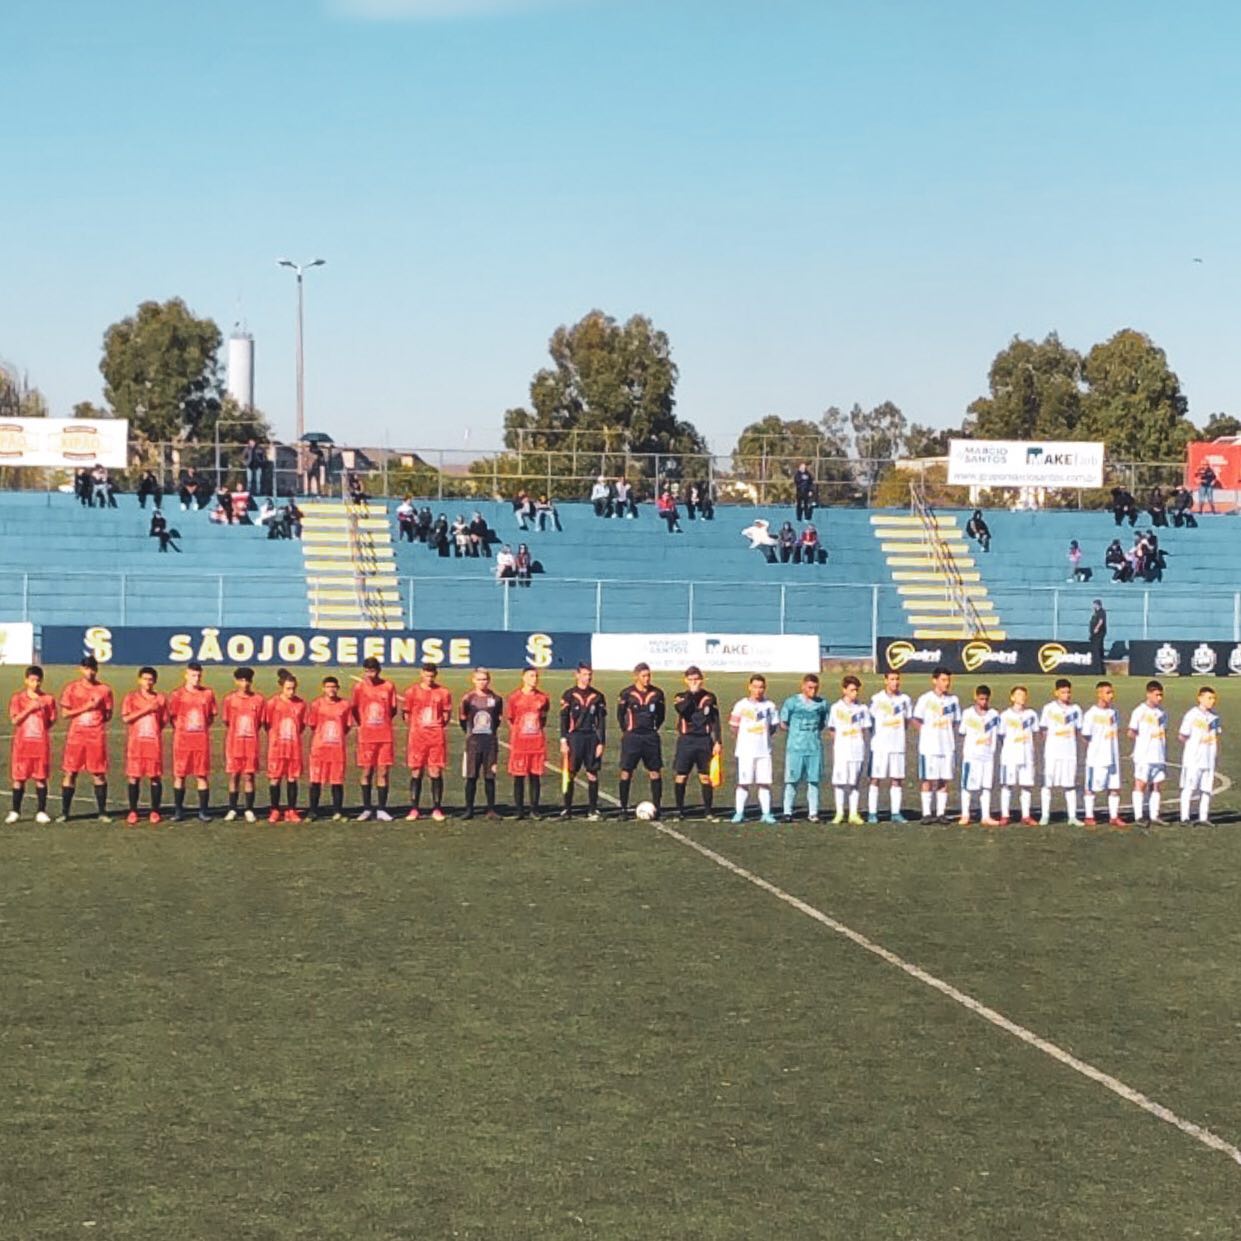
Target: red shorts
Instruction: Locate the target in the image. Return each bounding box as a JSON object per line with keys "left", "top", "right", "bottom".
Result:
{"left": 125, "top": 753, "right": 163, "bottom": 780}
{"left": 357, "top": 738, "right": 394, "bottom": 770}
{"left": 12, "top": 752, "right": 50, "bottom": 783}
{"left": 508, "top": 747, "right": 547, "bottom": 777}
{"left": 267, "top": 753, "right": 303, "bottom": 781}
{"left": 309, "top": 752, "right": 346, "bottom": 785}
{"left": 225, "top": 742, "right": 260, "bottom": 776}
{"left": 407, "top": 731, "right": 447, "bottom": 772}
{"left": 173, "top": 741, "right": 211, "bottom": 779}
{"left": 63, "top": 736, "right": 108, "bottom": 775}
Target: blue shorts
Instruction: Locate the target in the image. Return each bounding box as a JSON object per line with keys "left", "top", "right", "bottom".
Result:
{"left": 784, "top": 749, "right": 823, "bottom": 785}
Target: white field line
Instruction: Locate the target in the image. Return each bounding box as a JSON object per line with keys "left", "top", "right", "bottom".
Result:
{"left": 646, "top": 817, "right": 1241, "bottom": 1169}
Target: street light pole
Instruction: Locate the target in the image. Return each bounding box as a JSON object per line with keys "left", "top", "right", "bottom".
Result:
{"left": 277, "top": 257, "right": 325, "bottom": 450}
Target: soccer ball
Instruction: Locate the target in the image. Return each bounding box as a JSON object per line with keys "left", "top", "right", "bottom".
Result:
{"left": 634, "top": 801, "right": 657, "bottom": 821}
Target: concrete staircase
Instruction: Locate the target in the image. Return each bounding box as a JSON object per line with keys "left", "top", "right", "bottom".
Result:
{"left": 301, "top": 499, "right": 402, "bottom": 630}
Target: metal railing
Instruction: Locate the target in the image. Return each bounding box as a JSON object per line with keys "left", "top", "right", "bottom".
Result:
{"left": 909, "top": 481, "right": 992, "bottom": 638}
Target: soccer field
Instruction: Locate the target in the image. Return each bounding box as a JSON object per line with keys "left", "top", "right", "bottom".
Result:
{"left": 3, "top": 667, "right": 1241, "bottom": 1239}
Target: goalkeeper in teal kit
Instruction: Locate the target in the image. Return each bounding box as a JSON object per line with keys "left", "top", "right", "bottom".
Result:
{"left": 779, "top": 673, "right": 829, "bottom": 821}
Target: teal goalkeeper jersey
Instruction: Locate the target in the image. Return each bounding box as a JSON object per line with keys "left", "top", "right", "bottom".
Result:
{"left": 780, "top": 694, "right": 828, "bottom": 751}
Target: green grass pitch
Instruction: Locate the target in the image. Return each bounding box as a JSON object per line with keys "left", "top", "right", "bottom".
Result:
{"left": 3, "top": 666, "right": 1241, "bottom": 1239}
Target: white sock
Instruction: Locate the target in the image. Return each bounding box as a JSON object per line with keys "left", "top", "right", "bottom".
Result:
{"left": 1108, "top": 793, "right": 1119, "bottom": 820}
{"left": 1133, "top": 790, "right": 1145, "bottom": 821}
{"left": 960, "top": 791, "right": 972, "bottom": 819}
{"left": 758, "top": 787, "right": 771, "bottom": 815}
{"left": 1199, "top": 793, "right": 1211, "bottom": 822}
{"left": 1000, "top": 787, "right": 1011, "bottom": 818}
{"left": 921, "top": 790, "right": 932, "bottom": 817}
{"left": 1040, "top": 788, "right": 1051, "bottom": 819}
{"left": 1066, "top": 790, "right": 1078, "bottom": 820}
{"left": 1180, "top": 789, "right": 1192, "bottom": 822}
{"left": 783, "top": 784, "right": 795, "bottom": 817}
{"left": 848, "top": 789, "right": 859, "bottom": 817}
{"left": 980, "top": 790, "right": 992, "bottom": 821}
{"left": 868, "top": 784, "right": 879, "bottom": 815}
{"left": 735, "top": 788, "right": 747, "bottom": 815}
{"left": 1150, "top": 791, "right": 1162, "bottom": 820}
{"left": 835, "top": 787, "right": 845, "bottom": 816}
{"left": 1084, "top": 792, "right": 1095, "bottom": 819}
{"left": 935, "top": 789, "right": 947, "bottom": 816}
{"left": 889, "top": 786, "right": 902, "bottom": 816}
{"left": 1020, "top": 789, "right": 1032, "bottom": 818}
{"left": 807, "top": 785, "right": 819, "bottom": 818}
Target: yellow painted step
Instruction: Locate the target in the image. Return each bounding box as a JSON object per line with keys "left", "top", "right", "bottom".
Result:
{"left": 909, "top": 615, "right": 1001, "bottom": 628}
{"left": 309, "top": 588, "right": 400, "bottom": 603}
{"left": 898, "top": 585, "right": 990, "bottom": 597}
{"left": 887, "top": 555, "right": 977, "bottom": 569}
{"left": 892, "top": 570, "right": 981, "bottom": 583}
{"left": 914, "top": 629, "right": 1008, "bottom": 641}
{"left": 879, "top": 540, "right": 968, "bottom": 553}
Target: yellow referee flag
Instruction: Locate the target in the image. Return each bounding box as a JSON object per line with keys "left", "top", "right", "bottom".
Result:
{"left": 562, "top": 757, "right": 572, "bottom": 794}
{"left": 708, "top": 752, "right": 722, "bottom": 788}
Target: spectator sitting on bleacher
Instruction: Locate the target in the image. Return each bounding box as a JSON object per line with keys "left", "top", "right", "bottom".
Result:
{"left": 1105, "top": 538, "right": 1130, "bottom": 581}
{"left": 347, "top": 472, "right": 369, "bottom": 506}
{"left": 656, "top": 489, "right": 682, "bottom": 533}
{"left": 214, "top": 482, "right": 233, "bottom": 522}
{"left": 777, "top": 520, "right": 797, "bottom": 563}
{"left": 1110, "top": 487, "right": 1138, "bottom": 526}
{"left": 513, "top": 490, "right": 534, "bottom": 530}
{"left": 451, "top": 515, "right": 470, "bottom": 558}
{"left": 1137, "top": 530, "right": 1165, "bottom": 582}
{"left": 230, "top": 480, "right": 251, "bottom": 525}
{"left": 799, "top": 523, "right": 822, "bottom": 565}
{"left": 965, "top": 508, "right": 991, "bottom": 552}
{"left": 396, "top": 496, "right": 416, "bottom": 542}
{"left": 91, "top": 464, "right": 117, "bottom": 509}
{"left": 469, "top": 511, "right": 491, "bottom": 557}
{"left": 496, "top": 544, "right": 516, "bottom": 583}
{"left": 614, "top": 478, "right": 637, "bottom": 518}
{"left": 1147, "top": 487, "right": 1168, "bottom": 527}
{"left": 431, "top": 514, "right": 450, "bottom": 557}
{"left": 534, "top": 494, "right": 561, "bottom": 532}
{"left": 1172, "top": 487, "right": 1198, "bottom": 528}
{"left": 258, "top": 499, "right": 278, "bottom": 530}
{"left": 1067, "top": 539, "right": 1092, "bottom": 582}
{"left": 590, "top": 476, "right": 612, "bottom": 518}
{"left": 741, "top": 518, "right": 778, "bottom": 563}
{"left": 149, "top": 509, "right": 181, "bottom": 553}
{"left": 137, "top": 470, "right": 162, "bottom": 510}
{"left": 287, "top": 501, "right": 303, "bottom": 539}
{"left": 178, "top": 466, "right": 207, "bottom": 511}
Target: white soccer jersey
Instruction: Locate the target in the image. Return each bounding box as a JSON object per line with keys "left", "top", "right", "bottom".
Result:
{"left": 869, "top": 691, "right": 912, "bottom": 756}
{"left": 828, "top": 700, "right": 871, "bottom": 763}
{"left": 1040, "top": 701, "right": 1082, "bottom": 767}
{"left": 959, "top": 706, "right": 1000, "bottom": 763}
{"left": 729, "top": 698, "right": 779, "bottom": 760}
{"left": 1081, "top": 705, "right": 1121, "bottom": 773}
{"left": 998, "top": 707, "right": 1039, "bottom": 774}
{"left": 1179, "top": 706, "right": 1221, "bottom": 775}
{"left": 1128, "top": 703, "right": 1168, "bottom": 768}
{"left": 913, "top": 691, "right": 960, "bottom": 759}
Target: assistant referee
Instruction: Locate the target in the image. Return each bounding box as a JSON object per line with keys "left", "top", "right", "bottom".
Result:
{"left": 559, "top": 663, "right": 607, "bottom": 820}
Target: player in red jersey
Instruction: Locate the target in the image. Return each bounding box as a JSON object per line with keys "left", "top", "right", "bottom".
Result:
{"left": 352, "top": 655, "right": 397, "bottom": 821}
{"left": 221, "top": 666, "right": 264, "bottom": 822}
{"left": 8, "top": 664, "right": 56, "bottom": 824}
{"left": 506, "top": 668, "right": 550, "bottom": 819}
{"left": 307, "top": 675, "right": 352, "bottom": 820}
{"left": 120, "top": 666, "right": 166, "bottom": 824}
{"left": 264, "top": 669, "right": 308, "bottom": 823}
{"left": 167, "top": 662, "right": 218, "bottom": 821}
{"left": 403, "top": 662, "right": 453, "bottom": 821}
{"left": 58, "top": 654, "right": 114, "bottom": 822}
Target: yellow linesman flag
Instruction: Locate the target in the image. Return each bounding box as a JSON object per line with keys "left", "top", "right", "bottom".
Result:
{"left": 709, "top": 751, "right": 722, "bottom": 788}
{"left": 562, "top": 757, "right": 572, "bottom": 794}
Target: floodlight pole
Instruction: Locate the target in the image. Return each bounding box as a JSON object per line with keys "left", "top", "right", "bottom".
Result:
{"left": 277, "top": 257, "right": 325, "bottom": 459}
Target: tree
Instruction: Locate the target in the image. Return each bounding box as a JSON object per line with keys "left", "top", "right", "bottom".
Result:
{"left": 731, "top": 412, "right": 854, "bottom": 503}
{"left": 1199, "top": 412, "right": 1241, "bottom": 440}
{"left": 100, "top": 298, "right": 227, "bottom": 446}
{"left": 1079, "top": 329, "right": 1193, "bottom": 463}
{"left": 850, "top": 400, "right": 907, "bottom": 488}
{"left": 905, "top": 422, "right": 953, "bottom": 458}
{"left": 0, "top": 363, "right": 48, "bottom": 418}
{"left": 964, "top": 333, "right": 1084, "bottom": 441}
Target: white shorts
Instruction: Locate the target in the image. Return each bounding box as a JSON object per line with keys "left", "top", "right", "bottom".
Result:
{"left": 1000, "top": 763, "right": 1034, "bottom": 788}
{"left": 869, "top": 750, "right": 905, "bottom": 781}
{"left": 832, "top": 757, "right": 865, "bottom": 788}
{"left": 1043, "top": 758, "right": 1077, "bottom": 789}
{"left": 1134, "top": 762, "right": 1166, "bottom": 786}
{"left": 1179, "top": 765, "right": 1214, "bottom": 793}
{"left": 961, "top": 759, "right": 995, "bottom": 793}
{"left": 918, "top": 753, "right": 954, "bottom": 783}
{"left": 737, "top": 754, "right": 773, "bottom": 786}
{"left": 1085, "top": 764, "right": 1121, "bottom": 793}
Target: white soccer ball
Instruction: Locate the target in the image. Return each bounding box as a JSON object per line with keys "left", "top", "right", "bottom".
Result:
{"left": 634, "top": 800, "right": 657, "bottom": 821}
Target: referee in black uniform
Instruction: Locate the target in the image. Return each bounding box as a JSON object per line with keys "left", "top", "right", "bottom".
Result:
{"left": 616, "top": 662, "right": 666, "bottom": 818}
{"left": 673, "top": 665, "right": 722, "bottom": 821}
{"left": 559, "top": 663, "right": 607, "bottom": 821}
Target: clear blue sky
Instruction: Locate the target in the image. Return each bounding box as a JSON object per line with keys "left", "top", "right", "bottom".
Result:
{"left": 2, "top": 0, "right": 1239, "bottom": 453}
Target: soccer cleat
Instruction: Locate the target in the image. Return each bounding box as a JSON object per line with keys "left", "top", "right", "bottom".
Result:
{"left": 958, "top": 815, "right": 971, "bottom": 826}
{"left": 847, "top": 813, "right": 865, "bottom": 826}
{"left": 406, "top": 808, "right": 421, "bottom": 821}
{"left": 268, "top": 809, "right": 283, "bottom": 824}
{"left": 730, "top": 812, "right": 746, "bottom": 824}
{"left": 4, "top": 810, "right": 18, "bottom": 824}
{"left": 244, "top": 809, "right": 256, "bottom": 823}
{"left": 1021, "top": 816, "right": 1038, "bottom": 827}
{"left": 1083, "top": 816, "right": 1097, "bottom": 827}
{"left": 866, "top": 813, "right": 879, "bottom": 824}
{"left": 891, "top": 812, "right": 908, "bottom": 823}
{"left": 585, "top": 812, "right": 601, "bottom": 823}
{"left": 702, "top": 814, "right": 720, "bottom": 823}
{"left": 148, "top": 811, "right": 161, "bottom": 824}
{"left": 125, "top": 811, "right": 139, "bottom": 826}
{"left": 284, "top": 809, "right": 302, "bottom": 823}
{"left": 430, "top": 808, "right": 446, "bottom": 822}
{"left": 97, "top": 813, "right": 113, "bottom": 824}
{"left": 781, "top": 814, "right": 794, "bottom": 824}
{"left": 1038, "top": 814, "right": 1050, "bottom": 826}
{"left": 1148, "top": 817, "right": 1165, "bottom": 827}
{"left": 831, "top": 812, "right": 844, "bottom": 824}
{"left": 484, "top": 809, "right": 500, "bottom": 820}
{"left": 806, "top": 814, "right": 820, "bottom": 823}
{"left": 557, "top": 809, "right": 573, "bottom": 820}
{"left": 173, "top": 810, "right": 186, "bottom": 822}
{"left": 1067, "top": 817, "right": 1084, "bottom": 827}
{"left": 1198, "top": 817, "right": 1212, "bottom": 826}
{"left": 997, "top": 816, "right": 1010, "bottom": 826}
{"left": 223, "top": 809, "right": 238, "bottom": 822}
{"left": 760, "top": 813, "right": 777, "bottom": 824}
{"left": 375, "top": 809, "right": 393, "bottom": 822}
{"left": 980, "top": 817, "right": 1000, "bottom": 828}
{"left": 356, "top": 809, "right": 373, "bottom": 822}
{"left": 331, "top": 812, "right": 345, "bottom": 822}
{"left": 35, "top": 811, "right": 51, "bottom": 824}
{"left": 302, "top": 811, "right": 317, "bottom": 822}
{"left": 196, "top": 810, "right": 211, "bottom": 822}
{"left": 1109, "top": 817, "right": 1125, "bottom": 828}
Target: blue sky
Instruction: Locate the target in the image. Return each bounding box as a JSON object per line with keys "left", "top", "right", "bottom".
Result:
{"left": 2, "top": 0, "right": 1239, "bottom": 453}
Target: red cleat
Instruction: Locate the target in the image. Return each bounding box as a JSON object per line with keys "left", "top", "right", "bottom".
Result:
{"left": 997, "top": 816, "right": 1010, "bottom": 826}
{"left": 283, "top": 808, "right": 302, "bottom": 823}
{"left": 268, "top": 808, "right": 283, "bottom": 823}
{"left": 126, "top": 811, "right": 139, "bottom": 826}
{"left": 1083, "top": 816, "right": 1097, "bottom": 826}
{"left": 431, "top": 808, "right": 445, "bottom": 822}
{"left": 1021, "top": 816, "right": 1038, "bottom": 826}
{"left": 1110, "top": 817, "right": 1127, "bottom": 829}
{"left": 149, "top": 811, "right": 161, "bottom": 824}
{"left": 406, "top": 808, "right": 421, "bottom": 821}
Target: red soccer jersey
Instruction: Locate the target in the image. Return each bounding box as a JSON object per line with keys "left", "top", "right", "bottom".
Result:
{"left": 222, "top": 690, "right": 265, "bottom": 759}
{"left": 506, "top": 688, "right": 550, "bottom": 752}
{"left": 122, "top": 690, "right": 166, "bottom": 761}
{"left": 308, "top": 697, "right": 353, "bottom": 758}
{"left": 9, "top": 690, "right": 56, "bottom": 758}
{"left": 59, "top": 680, "right": 113, "bottom": 740}
{"left": 264, "top": 694, "right": 308, "bottom": 760}
{"left": 404, "top": 683, "right": 454, "bottom": 734}
{"left": 168, "top": 685, "right": 218, "bottom": 741}
{"left": 352, "top": 678, "right": 397, "bottom": 743}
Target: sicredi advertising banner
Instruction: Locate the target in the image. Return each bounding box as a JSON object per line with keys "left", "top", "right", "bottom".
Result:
{"left": 0, "top": 622, "right": 35, "bottom": 665}
{"left": 947, "top": 439, "right": 1105, "bottom": 489}
{"left": 878, "top": 636, "right": 1097, "bottom": 676}
{"left": 591, "top": 633, "right": 821, "bottom": 673}
{"left": 40, "top": 626, "right": 590, "bottom": 669}
{"left": 1129, "top": 641, "right": 1241, "bottom": 678}
{"left": 0, "top": 418, "right": 128, "bottom": 469}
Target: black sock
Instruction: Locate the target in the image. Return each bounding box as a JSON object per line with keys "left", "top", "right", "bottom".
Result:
{"left": 513, "top": 777, "right": 525, "bottom": 812}
{"left": 150, "top": 779, "right": 162, "bottom": 812}
{"left": 361, "top": 781, "right": 373, "bottom": 809}
{"left": 618, "top": 776, "right": 631, "bottom": 810}
{"left": 702, "top": 783, "right": 714, "bottom": 812}
{"left": 411, "top": 775, "right": 423, "bottom": 808}
{"left": 11, "top": 787, "right": 22, "bottom": 813}
{"left": 309, "top": 783, "right": 322, "bottom": 813}
{"left": 228, "top": 789, "right": 239, "bottom": 810}
{"left": 563, "top": 778, "right": 574, "bottom": 812}
{"left": 128, "top": 782, "right": 139, "bottom": 813}
{"left": 675, "top": 781, "right": 686, "bottom": 811}
{"left": 95, "top": 783, "right": 107, "bottom": 815}
{"left": 465, "top": 777, "right": 477, "bottom": 813}
{"left": 244, "top": 788, "right": 255, "bottom": 810}
{"left": 174, "top": 786, "right": 186, "bottom": 811}
{"left": 269, "top": 782, "right": 281, "bottom": 810}
{"left": 588, "top": 780, "right": 599, "bottom": 813}
{"left": 197, "top": 788, "right": 209, "bottom": 812}
{"left": 332, "top": 784, "right": 344, "bottom": 812}
{"left": 61, "top": 785, "right": 73, "bottom": 816}
{"left": 651, "top": 777, "right": 663, "bottom": 810}
{"left": 378, "top": 783, "right": 389, "bottom": 809}
{"left": 484, "top": 778, "right": 496, "bottom": 811}
{"left": 287, "top": 782, "right": 298, "bottom": 810}
{"left": 529, "top": 774, "right": 541, "bottom": 811}
{"left": 431, "top": 776, "right": 443, "bottom": 810}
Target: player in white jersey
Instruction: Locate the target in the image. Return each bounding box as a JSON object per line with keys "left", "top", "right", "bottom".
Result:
{"left": 1128, "top": 680, "right": 1168, "bottom": 825}
{"left": 958, "top": 685, "right": 1000, "bottom": 825}
{"left": 912, "top": 667, "right": 961, "bottom": 823}
{"left": 1178, "top": 685, "right": 1221, "bottom": 824}
{"left": 1039, "top": 678, "right": 1083, "bottom": 825}
{"left": 728, "top": 674, "right": 780, "bottom": 824}
{"left": 1080, "top": 680, "right": 1123, "bottom": 827}
{"left": 829, "top": 676, "right": 871, "bottom": 825}
{"left": 998, "top": 685, "right": 1039, "bottom": 825}
{"left": 867, "top": 670, "right": 912, "bottom": 823}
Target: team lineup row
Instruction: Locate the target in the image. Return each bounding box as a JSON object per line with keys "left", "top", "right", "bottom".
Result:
{"left": 4, "top": 657, "right": 1223, "bottom": 827}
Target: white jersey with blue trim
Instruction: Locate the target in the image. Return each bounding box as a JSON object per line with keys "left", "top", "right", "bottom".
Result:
{"left": 958, "top": 705, "right": 1000, "bottom": 763}
{"left": 1128, "top": 702, "right": 1168, "bottom": 768}
{"left": 828, "top": 699, "right": 872, "bottom": 763}
{"left": 1179, "top": 706, "right": 1221, "bottom": 774}
{"left": 1081, "top": 704, "right": 1121, "bottom": 773}
{"left": 998, "top": 707, "right": 1039, "bottom": 770}
{"left": 913, "top": 691, "right": 960, "bottom": 759}
{"left": 1039, "top": 701, "right": 1082, "bottom": 765}
{"left": 869, "top": 691, "right": 912, "bottom": 757}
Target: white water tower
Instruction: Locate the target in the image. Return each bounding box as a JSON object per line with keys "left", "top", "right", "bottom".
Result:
{"left": 226, "top": 329, "right": 255, "bottom": 410}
